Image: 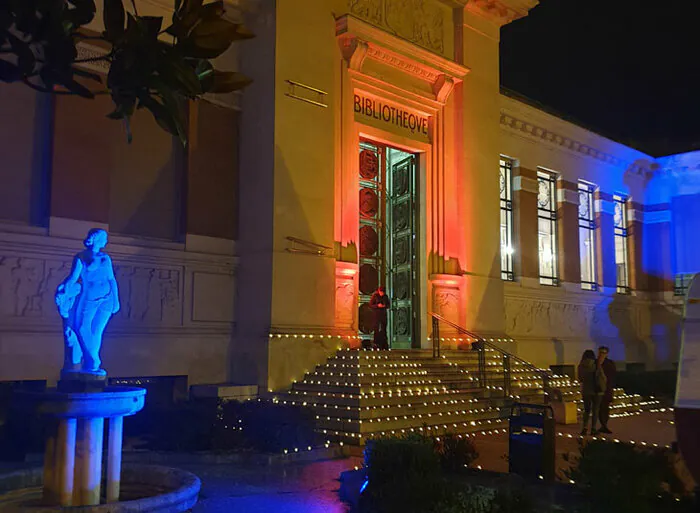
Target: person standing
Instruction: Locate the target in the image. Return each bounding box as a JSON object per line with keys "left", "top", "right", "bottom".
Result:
{"left": 370, "top": 286, "right": 390, "bottom": 350}
{"left": 597, "top": 346, "right": 616, "bottom": 434}
{"left": 578, "top": 350, "right": 604, "bottom": 435}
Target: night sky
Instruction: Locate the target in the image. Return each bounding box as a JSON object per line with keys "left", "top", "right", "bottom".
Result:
{"left": 500, "top": 0, "right": 700, "bottom": 158}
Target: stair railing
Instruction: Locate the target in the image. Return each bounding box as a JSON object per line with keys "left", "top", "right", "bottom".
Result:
{"left": 429, "top": 312, "right": 551, "bottom": 401}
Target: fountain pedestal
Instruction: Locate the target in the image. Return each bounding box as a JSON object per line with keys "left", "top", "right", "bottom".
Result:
{"left": 16, "top": 381, "right": 145, "bottom": 507}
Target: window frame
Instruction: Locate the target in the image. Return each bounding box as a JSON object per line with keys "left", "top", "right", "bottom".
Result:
{"left": 578, "top": 181, "right": 598, "bottom": 291}
{"left": 500, "top": 157, "right": 515, "bottom": 281}
{"left": 675, "top": 274, "right": 694, "bottom": 297}
{"left": 613, "top": 194, "right": 630, "bottom": 294}
{"left": 537, "top": 170, "right": 559, "bottom": 286}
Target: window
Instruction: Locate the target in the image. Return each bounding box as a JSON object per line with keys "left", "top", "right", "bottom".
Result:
{"left": 537, "top": 171, "right": 558, "bottom": 285}
{"left": 675, "top": 274, "right": 694, "bottom": 297}
{"left": 614, "top": 195, "right": 630, "bottom": 294}
{"left": 500, "top": 157, "right": 514, "bottom": 281}
{"left": 578, "top": 182, "right": 597, "bottom": 291}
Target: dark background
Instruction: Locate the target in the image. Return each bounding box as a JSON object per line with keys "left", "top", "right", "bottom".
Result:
{"left": 500, "top": 0, "right": 700, "bottom": 157}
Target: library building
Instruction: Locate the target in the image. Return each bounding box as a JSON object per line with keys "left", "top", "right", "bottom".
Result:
{"left": 1, "top": 0, "right": 699, "bottom": 436}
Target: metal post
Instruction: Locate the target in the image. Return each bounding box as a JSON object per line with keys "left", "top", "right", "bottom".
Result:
{"left": 503, "top": 354, "right": 511, "bottom": 397}
{"left": 432, "top": 316, "right": 440, "bottom": 358}
{"left": 478, "top": 344, "right": 486, "bottom": 389}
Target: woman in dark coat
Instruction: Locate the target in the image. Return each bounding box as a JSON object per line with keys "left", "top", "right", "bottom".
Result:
{"left": 578, "top": 350, "right": 605, "bottom": 435}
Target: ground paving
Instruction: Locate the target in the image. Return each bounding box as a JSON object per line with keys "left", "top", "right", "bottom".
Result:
{"left": 1, "top": 409, "right": 691, "bottom": 512}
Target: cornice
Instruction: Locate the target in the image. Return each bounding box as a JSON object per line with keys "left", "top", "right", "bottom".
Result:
{"left": 500, "top": 110, "right": 654, "bottom": 179}
{"left": 337, "top": 15, "right": 468, "bottom": 104}
{"left": 466, "top": 0, "right": 539, "bottom": 26}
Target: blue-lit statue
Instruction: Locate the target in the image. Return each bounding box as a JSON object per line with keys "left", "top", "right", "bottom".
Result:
{"left": 55, "top": 229, "right": 120, "bottom": 375}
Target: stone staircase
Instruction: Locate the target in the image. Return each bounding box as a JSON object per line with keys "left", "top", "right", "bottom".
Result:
{"left": 271, "top": 347, "right": 660, "bottom": 445}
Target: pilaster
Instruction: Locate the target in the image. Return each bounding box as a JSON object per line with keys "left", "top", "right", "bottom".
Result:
{"left": 557, "top": 179, "right": 580, "bottom": 284}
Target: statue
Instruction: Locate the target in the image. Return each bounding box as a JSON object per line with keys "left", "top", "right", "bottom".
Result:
{"left": 55, "top": 229, "right": 120, "bottom": 376}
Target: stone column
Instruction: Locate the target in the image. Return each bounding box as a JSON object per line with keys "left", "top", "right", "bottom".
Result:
{"left": 42, "top": 422, "right": 57, "bottom": 505}
{"left": 73, "top": 417, "right": 104, "bottom": 506}
{"left": 106, "top": 416, "right": 124, "bottom": 503}
{"left": 56, "top": 418, "right": 77, "bottom": 506}
{"left": 556, "top": 180, "right": 581, "bottom": 285}
{"left": 513, "top": 167, "right": 539, "bottom": 283}
{"left": 628, "top": 202, "right": 647, "bottom": 291}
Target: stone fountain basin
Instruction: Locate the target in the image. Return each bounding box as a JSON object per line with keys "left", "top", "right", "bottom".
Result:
{"left": 0, "top": 465, "right": 200, "bottom": 512}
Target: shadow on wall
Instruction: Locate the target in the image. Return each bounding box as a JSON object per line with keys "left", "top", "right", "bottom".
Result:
{"left": 113, "top": 139, "right": 185, "bottom": 241}
{"left": 605, "top": 294, "right": 681, "bottom": 370}
{"left": 551, "top": 338, "right": 565, "bottom": 366}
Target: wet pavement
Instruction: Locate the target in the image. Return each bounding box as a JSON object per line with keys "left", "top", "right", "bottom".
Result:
{"left": 185, "top": 458, "right": 362, "bottom": 513}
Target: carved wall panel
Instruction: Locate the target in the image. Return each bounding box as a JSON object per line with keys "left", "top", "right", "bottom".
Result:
{"left": 348, "top": 0, "right": 448, "bottom": 56}
{"left": 0, "top": 234, "right": 236, "bottom": 332}
{"left": 504, "top": 298, "right": 652, "bottom": 343}
{"left": 335, "top": 264, "right": 358, "bottom": 330}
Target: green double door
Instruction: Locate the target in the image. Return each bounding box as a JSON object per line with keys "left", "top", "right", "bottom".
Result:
{"left": 358, "top": 141, "right": 419, "bottom": 349}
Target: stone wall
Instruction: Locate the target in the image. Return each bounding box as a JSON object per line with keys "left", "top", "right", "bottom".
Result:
{"left": 0, "top": 226, "right": 236, "bottom": 386}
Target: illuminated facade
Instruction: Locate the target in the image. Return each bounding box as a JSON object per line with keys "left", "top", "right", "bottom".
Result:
{"left": 0, "top": 0, "right": 697, "bottom": 392}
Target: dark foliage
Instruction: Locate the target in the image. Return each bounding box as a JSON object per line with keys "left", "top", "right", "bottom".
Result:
{"left": 615, "top": 370, "right": 677, "bottom": 401}
{"left": 563, "top": 440, "right": 695, "bottom": 513}
{"left": 358, "top": 434, "right": 527, "bottom": 513}
{"left": 0, "top": 0, "right": 253, "bottom": 143}
{"left": 129, "top": 398, "right": 320, "bottom": 454}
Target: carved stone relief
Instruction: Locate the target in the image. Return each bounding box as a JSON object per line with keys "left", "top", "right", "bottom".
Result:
{"left": 0, "top": 256, "right": 69, "bottom": 319}
{"left": 349, "top": 0, "right": 446, "bottom": 55}
{"left": 505, "top": 298, "right": 650, "bottom": 342}
{"left": 0, "top": 254, "right": 183, "bottom": 326}
{"left": 433, "top": 288, "right": 459, "bottom": 323}
{"left": 114, "top": 265, "right": 181, "bottom": 325}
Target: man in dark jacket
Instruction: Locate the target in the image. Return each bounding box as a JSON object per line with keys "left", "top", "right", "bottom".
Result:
{"left": 597, "top": 346, "right": 616, "bottom": 434}
{"left": 370, "top": 286, "right": 390, "bottom": 350}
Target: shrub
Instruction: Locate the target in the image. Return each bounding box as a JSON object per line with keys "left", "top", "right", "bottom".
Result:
{"left": 563, "top": 440, "right": 693, "bottom": 513}
{"left": 132, "top": 398, "right": 319, "bottom": 454}
{"left": 435, "top": 433, "right": 479, "bottom": 473}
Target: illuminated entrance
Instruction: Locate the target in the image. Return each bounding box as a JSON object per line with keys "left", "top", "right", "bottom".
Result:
{"left": 358, "top": 140, "right": 420, "bottom": 349}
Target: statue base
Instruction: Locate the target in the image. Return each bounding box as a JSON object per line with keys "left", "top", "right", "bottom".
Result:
{"left": 58, "top": 370, "right": 108, "bottom": 393}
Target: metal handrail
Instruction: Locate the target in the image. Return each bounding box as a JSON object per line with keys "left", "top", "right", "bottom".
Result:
{"left": 429, "top": 312, "right": 551, "bottom": 398}
{"left": 429, "top": 312, "right": 548, "bottom": 375}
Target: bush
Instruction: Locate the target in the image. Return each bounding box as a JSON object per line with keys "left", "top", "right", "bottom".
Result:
{"left": 564, "top": 440, "right": 694, "bottom": 513}
{"left": 131, "top": 398, "right": 319, "bottom": 454}
{"left": 435, "top": 433, "right": 479, "bottom": 473}
{"left": 359, "top": 434, "right": 530, "bottom": 513}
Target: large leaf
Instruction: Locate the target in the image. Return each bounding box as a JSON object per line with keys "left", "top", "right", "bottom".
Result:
{"left": 140, "top": 16, "right": 164, "bottom": 38}
{"left": 168, "top": 0, "right": 204, "bottom": 39}
{"left": 180, "top": 19, "right": 240, "bottom": 58}
{"left": 159, "top": 57, "right": 201, "bottom": 95}
{"left": 139, "top": 93, "right": 186, "bottom": 145}
{"left": 205, "top": 70, "right": 252, "bottom": 93}
{"left": 103, "top": 0, "right": 125, "bottom": 42}
{"left": 7, "top": 33, "right": 35, "bottom": 75}
{"left": 66, "top": 0, "right": 96, "bottom": 26}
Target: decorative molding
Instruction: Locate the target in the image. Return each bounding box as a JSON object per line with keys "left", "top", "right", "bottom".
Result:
{"left": 433, "top": 74, "right": 455, "bottom": 103}
{"left": 513, "top": 175, "right": 537, "bottom": 194}
{"left": 347, "top": 0, "right": 448, "bottom": 56}
{"left": 557, "top": 188, "right": 579, "bottom": 205}
{"left": 500, "top": 111, "right": 654, "bottom": 178}
{"left": 338, "top": 16, "right": 468, "bottom": 104}
{"left": 466, "top": 0, "right": 539, "bottom": 26}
